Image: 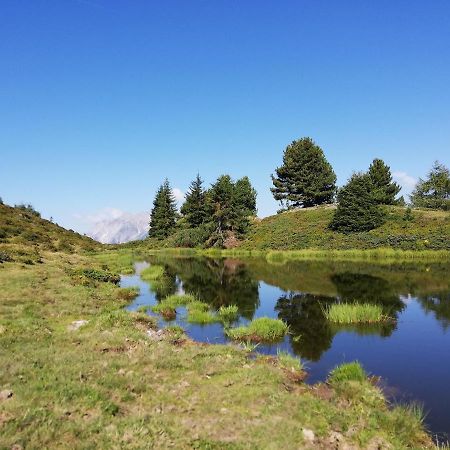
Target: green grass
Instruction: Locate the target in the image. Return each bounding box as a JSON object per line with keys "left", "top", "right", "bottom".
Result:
{"left": 241, "top": 205, "right": 450, "bottom": 253}
{"left": 129, "top": 205, "right": 450, "bottom": 257}
{"left": 328, "top": 362, "right": 367, "bottom": 383}
{"left": 0, "top": 203, "right": 100, "bottom": 264}
{"left": 116, "top": 286, "right": 140, "bottom": 301}
{"left": 185, "top": 300, "right": 218, "bottom": 324}
{"left": 140, "top": 264, "right": 165, "bottom": 281}
{"left": 226, "top": 317, "right": 289, "bottom": 342}
{"left": 94, "top": 250, "right": 135, "bottom": 274}
{"left": 217, "top": 304, "right": 239, "bottom": 323}
{"left": 277, "top": 350, "right": 304, "bottom": 372}
{"left": 0, "top": 250, "right": 434, "bottom": 449}
{"left": 323, "top": 303, "right": 388, "bottom": 324}
{"left": 151, "top": 294, "right": 216, "bottom": 323}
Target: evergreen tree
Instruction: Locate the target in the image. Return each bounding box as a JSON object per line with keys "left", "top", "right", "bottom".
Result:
{"left": 180, "top": 174, "right": 207, "bottom": 227}
{"left": 271, "top": 137, "right": 337, "bottom": 209}
{"left": 233, "top": 176, "right": 257, "bottom": 216}
{"left": 330, "top": 173, "right": 385, "bottom": 232}
{"left": 233, "top": 176, "right": 257, "bottom": 235}
{"left": 410, "top": 161, "right": 450, "bottom": 211}
{"left": 368, "top": 158, "right": 401, "bottom": 204}
{"left": 149, "top": 179, "right": 177, "bottom": 239}
{"left": 207, "top": 175, "right": 236, "bottom": 244}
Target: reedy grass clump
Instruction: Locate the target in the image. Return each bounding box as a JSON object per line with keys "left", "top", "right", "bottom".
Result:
{"left": 226, "top": 317, "right": 288, "bottom": 343}
{"left": 323, "top": 303, "right": 388, "bottom": 324}
{"left": 140, "top": 264, "right": 165, "bottom": 281}
{"left": 186, "top": 300, "right": 218, "bottom": 324}
{"left": 277, "top": 350, "right": 304, "bottom": 372}
{"left": 328, "top": 361, "right": 367, "bottom": 383}
{"left": 116, "top": 286, "right": 140, "bottom": 301}
{"left": 217, "top": 304, "right": 239, "bottom": 323}
{"left": 151, "top": 294, "right": 218, "bottom": 323}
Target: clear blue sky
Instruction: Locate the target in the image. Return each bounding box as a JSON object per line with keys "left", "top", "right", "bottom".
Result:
{"left": 1, "top": 0, "right": 449, "bottom": 232}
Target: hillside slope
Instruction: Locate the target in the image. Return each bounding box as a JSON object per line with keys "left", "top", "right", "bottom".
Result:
{"left": 240, "top": 205, "right": 450, "bottom": 251}
{"left": 0, "top": 203, "right": 100, "bottom": 263}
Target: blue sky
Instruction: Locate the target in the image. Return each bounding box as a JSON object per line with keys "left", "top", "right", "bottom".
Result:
{"left": 1, "top": 0, "right": 449, "bottom": 233}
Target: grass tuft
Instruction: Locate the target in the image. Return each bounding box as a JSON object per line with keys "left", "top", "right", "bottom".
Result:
{"left": 140, "top": 264, "right": 165, "bottom": 281}
{"left": 217, "top": 304, "right": 239, "bottom": 323}
{"left": 277, "top": 350, "right": 304, "bottom": 372}
{"left": 116, "top": 286, "right": 140, "bottom": 301}
{"left": 226, "top": 317, "right": 288, "bottom": 343}
{"left": 323, "top": 303, "right": 389, "bottom": 324}
{"left": 328, "top": 361, "right": 367, "bottom": 383}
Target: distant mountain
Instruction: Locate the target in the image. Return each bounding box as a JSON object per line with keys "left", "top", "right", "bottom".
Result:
{"left": 88, "top": 212, "right": 149, "bottom": 244}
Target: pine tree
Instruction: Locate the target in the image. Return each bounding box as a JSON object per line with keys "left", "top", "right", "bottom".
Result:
{"left": 233, "top": 176, "right": 257, "bottom": 216}
{"left": 330, "top": 173, "right": 385, "bottom": 233}
{"left": 207, "top": 175, "right": 236, "bottom": 244}
{"left": 271, "top": 137, "right": 336, "bottom": 209}
{"left": 233, "top": 176, "right": 257, "bottom": 235}
{"left": 149, "top": 179, "right": 177, "bottom": 239}
{"left": 368, "top": 158, "right": 401, "bottom": 205}
{"left": 410, "top": 161, "right": 450, "bottom": 211}
{"left": 180, "top": 174, "right": 207, "bottom": 227}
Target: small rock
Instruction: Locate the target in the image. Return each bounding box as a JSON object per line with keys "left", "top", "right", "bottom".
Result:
{"left": 0, "top": 390, "right": 13, "bottom": 401}
{"left": 68, "top": 320, "right": 88, "bottom": 331}
{"left": 146, "top": 329, "right": 164, "bottom": 341}
{"left": 302, "top": 428, "right": 315, "bottom": 442}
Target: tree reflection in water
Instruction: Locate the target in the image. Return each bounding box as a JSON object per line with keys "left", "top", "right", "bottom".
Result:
{"left": 276, "top": 273, "right": 403, "bottom": 361}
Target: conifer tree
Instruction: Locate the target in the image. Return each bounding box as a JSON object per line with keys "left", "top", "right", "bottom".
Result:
{"left": 271, "top": 137, "right": 336, "bottom": 209}
{"left": 180, "top": 174, "right": 207, "bottom": 227}
{"left": 410, "top": 161, "right": 450, "bottom": 210}
{"left": 234, "top": 176, "right": 257, "bottom": 216}
{"left": 233, "top": 176, "right": 257, "bottom": 235}
{"left": 149, "top": 179, "right": 177, "bottom": 239}
{"left": 208, "top": 175, "right": 236, "bottom": 244}
{"left": 368, "top": 158, "right": 401, "bottom": 205}
{"left": 330, "top": 173, "right": 385, "bottom": 232}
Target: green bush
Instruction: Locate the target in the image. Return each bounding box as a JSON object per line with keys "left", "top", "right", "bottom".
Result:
{"left": 0, "top": 251, "right": 13, "bottom": 263}
{"left": 71, "top": 268, "right": 120, "bottom": 285}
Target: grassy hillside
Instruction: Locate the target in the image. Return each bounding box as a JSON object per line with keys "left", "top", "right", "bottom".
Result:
{"left": 0, "top": 203, "right": 100, "bottom": 264}
{"left": 240, "top": 205, "right": 450, "bottom": 251}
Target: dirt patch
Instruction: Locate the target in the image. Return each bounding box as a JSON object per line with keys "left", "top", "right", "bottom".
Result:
{"left": 311, "top": 383, "right": 335, "bottom": 401}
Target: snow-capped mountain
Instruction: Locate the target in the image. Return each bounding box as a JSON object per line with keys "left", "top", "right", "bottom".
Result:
{"left": 88, "top": 211, "right": 149, "bottom": 244}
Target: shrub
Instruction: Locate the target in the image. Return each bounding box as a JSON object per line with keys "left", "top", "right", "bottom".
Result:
{"left": 71, "top": 268, "right": 120, "bottom": 285}
{"left": 0, "top": 251, "right": 13, "bottom": 263}
{"left": 330, "top": 173, "right": 385, "bottom": 232}
{"left": 226, "top": 317, "right": 288, "bottom": 342}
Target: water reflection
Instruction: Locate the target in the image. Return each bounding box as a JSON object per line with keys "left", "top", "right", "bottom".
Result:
{"left": 148, "top": 256, "right": 260, "bottom": 320}
{"left": 127, "top": 255, "right": 450, "bottom": 438}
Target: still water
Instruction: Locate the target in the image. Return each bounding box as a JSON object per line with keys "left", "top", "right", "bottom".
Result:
{"left": 122, "top": 255, "right": 450, "bottom": 439}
